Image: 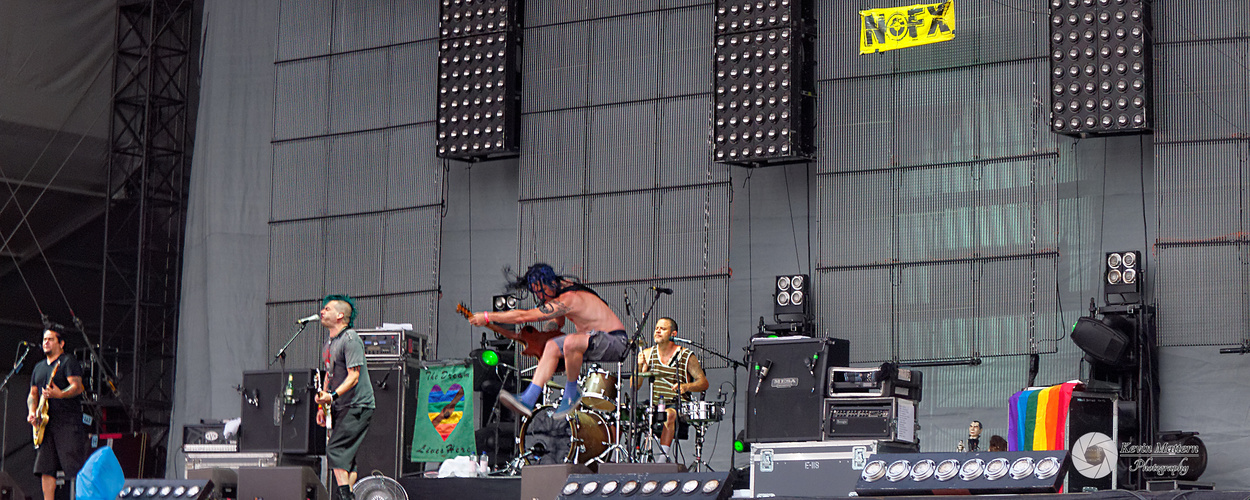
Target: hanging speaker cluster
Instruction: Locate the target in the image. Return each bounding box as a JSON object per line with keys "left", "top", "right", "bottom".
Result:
{"left": 437, "top": 0, "right": 523, "bottom": 161}
{"left": 855, "top": 451, "right": 1069, "bottom": 496}
{"left": 711, "top": 0, "right": 816, "bottom": 166}
{"left": 1048, "top": 0, "right": 1152, "bottom": 136}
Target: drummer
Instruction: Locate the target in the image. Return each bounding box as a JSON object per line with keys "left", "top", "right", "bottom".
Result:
{"left": 635, "top": 317, "right": 708, "bottom": 462}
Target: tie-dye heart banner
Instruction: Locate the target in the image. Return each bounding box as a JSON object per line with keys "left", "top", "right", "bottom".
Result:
{"left": 411, "top": 362, "right": 476, "bottom": 462}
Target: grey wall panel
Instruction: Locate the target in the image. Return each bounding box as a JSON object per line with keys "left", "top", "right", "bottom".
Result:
{"left": 818, "top": 171, "right": 895, "bottom": 268}
{"left": 585, "top": 192, "right": 658, "bottom": 281}
{"left": 817, "top": 267, "right": 893, "bottom": 362}
{"left": 393, "top": 0, "right": 438, "bottom": 44}
{"left": 1153, "top": 40, "right": 1250, "bottom": 144}
{"left": 606, "top": 278, "right": 731, "bottom": 368}
{"left": 527, "top": 0, "right": 592, "bottom": 27}
{"left": 589, "top": 13, "right": 662, "bottom": 105}
{"left": 269, "top": 220, "right": 326, "bottom": 302}
{"left": 892, "top": 69, "right": 981, "bottom": 166}
{"left": 968, "top": 0, "right": 1046, "bottom": 64}
{"left": 976, "top": 60, "right": 1056, "bottom": 159}
{"left": 323, "top": 214, "right": 384, "bottom": 297}
{"left": 662, "top": 0, "right": 709, "bottom": 7}
{"left": 382, "top": 207, "right": 443, "bottom": 294}
{"left": 267, "top": 301, "right": 324, "bottom": 369}
{"left": 977, "top": 257, "right": 1058, "bottom": 357}
{"left": 386, "top": 124, "right": 444, "bottom": 210}
{"left": 328, "top": 132, "right": 388, "bottom": 216}
{"left": 274, "top": 58, "right": 330, "bottom": 141}
{"left": 976, "top": 159, "right": 1058, "bottom": 257}
{"left": 519, "top": 198, "right": 586, "bottom": 273}
{"left": 390, "top": 41, "right": 437, "bottom": 127}
{"left": 330, "top": 48, "right": 391, "bottom": 134}
{"left": 1156, "top": 141, "right": 1244, "bottom": 243}
{"left": 656, "top": 185, "right": 731, "bottom": 278}
{"left": 896, "top": 263, "right": 977, "bottom": 361}
{"left": 587, "top": 103, "right": 658, "bottom": 194}
{"left": 379, "top": 292, "right": 440, "bottom": 353}
{"left": 1155, "top": 244, "right": 1247, "bottom": 346}
{"left": 272, "top": 138, "right": 329, "bottom": 221}
{"left": 592, "top": 0, "right": 660, "bottom": 18}
{"left": 661, "top": 6, "right": 713, "bottom": 98}
{"left": 922, "top": 357, "right": 1029, "bottom": 411}
{"left": 816, "top": 0, "right": 895, "bottom": 80}
{"left": 518, "top": 110, "right": 588, "bottom": 199}
{"left": 815, "top": 76, "right": 894, "bottom": 174}
{"left": 523, "top": 23, "right": 590, "bottom": 112}
{"left": 277, "top": 0, "right": 332, "bottom": 62}
{"left": 1153, "top": 0, "right": 1250, "bottom": 44}
{"left": 658, "top": 96, "right": 725, "bottom": 187}
{"left": 333, "top": 0, "right": 394, "bottom": 53}
{"left": 896, "top": 165, "right": 977, "bottom": 262}
{"left": 894, "top": 4, "right": 984, "bottom": 73}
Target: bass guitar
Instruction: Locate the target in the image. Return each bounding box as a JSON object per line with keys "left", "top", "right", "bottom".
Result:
{"left": 456, "top": 303, "right": 563, "bottom": 361}
{"left": 32, "top": 360, "right": 62, "bottom": 449}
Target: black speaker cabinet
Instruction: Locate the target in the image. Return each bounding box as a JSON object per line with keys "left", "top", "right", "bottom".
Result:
{"left": 186, "top": 468, "right": 238, "bottom": 500}
{"left": 238, "top": 467, "right": 327, "bottom": 500}
{"left": 239, "top": 369, "right": 324, "bottom": 454}
{"left": 355, "top": 363, "right": 419, "bottom": 478}
{"left": 0, "top": 471, "right": 25, "bottom": 500}
{"left": 1066, "top": 392, "right": 1118, "bottom": 491}
{"left": 745, "top": 336, "right": 849, "bottom": 442}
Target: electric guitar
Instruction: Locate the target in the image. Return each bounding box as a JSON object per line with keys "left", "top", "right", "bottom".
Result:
{"left": 32, "top": 360, "right": 62, "bottom": 449}
{"left": 316, "top": 368, "right": 332, "bottom": 431}
{"left": 456, "top": 303, "right": 563, "bottom": 360}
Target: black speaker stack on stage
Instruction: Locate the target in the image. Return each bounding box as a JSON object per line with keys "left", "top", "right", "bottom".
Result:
{"left": 745, "top": 336, "right": 848, "bottom": 442}
{"left": 355, "top": 363, "right": 419, "bottom": 478}
{"left": 238, "top": 369, "right": 324, "bottom": 455}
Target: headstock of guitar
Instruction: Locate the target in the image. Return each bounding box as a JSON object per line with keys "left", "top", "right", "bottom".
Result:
{"left": 456, "top": 303, "right": 472, "bottom": 319}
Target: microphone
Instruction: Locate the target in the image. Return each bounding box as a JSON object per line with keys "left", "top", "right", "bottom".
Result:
{"left": 671, "top": 337, "right": 695, "bottom": 345}
{"left": 295, "top": 314, "right": 320, "bottom": 325}
{"left": 624, "top": 291, "right": 633, "bottom": 317}
{"left": 18, "top": 340, "right": 38, "bottom": 347}
{"left": 754, "top": 359, "right": 773, "bottom": 395}
{"left": 650, "top": 286, "right": 673, "bottom": 295}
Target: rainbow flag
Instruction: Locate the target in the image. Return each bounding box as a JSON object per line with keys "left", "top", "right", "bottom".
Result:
{"left": 1008, "top": 382, "right": 1079, "bottom": 451}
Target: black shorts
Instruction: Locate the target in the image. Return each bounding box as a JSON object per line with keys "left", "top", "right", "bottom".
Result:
{"left": 327, "top": 406, "right": 374, "bottom": 472}
{"left": 33, "top": 423, "right": 88, "bottom": 477}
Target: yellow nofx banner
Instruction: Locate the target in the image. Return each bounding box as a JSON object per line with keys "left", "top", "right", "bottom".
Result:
{"left": 860, "top": 0, "right": 955, "bottom": 54}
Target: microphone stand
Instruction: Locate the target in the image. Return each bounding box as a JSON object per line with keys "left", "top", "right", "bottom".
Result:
{"left": 675, "top": 338, "right": 746, "bottom": 470}
{"left": 625, "top": 290, "right": 663, "bottom": 462}
{"left": 270, "top": 321, "right": 313, "bottom": 463}
{"left": 0, "top": 343, "right": 34, "bottom": 471}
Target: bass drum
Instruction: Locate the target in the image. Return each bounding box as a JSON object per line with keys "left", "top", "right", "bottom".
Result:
{"left": 518, "top": 405, "right": 615, "bottom": 465}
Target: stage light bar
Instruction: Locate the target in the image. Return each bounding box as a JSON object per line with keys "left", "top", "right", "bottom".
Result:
{"left": 437, "top": 0, "right": 522, "bottom": 161}
{"left": 557, "top": 471, "right": 735, "bottom": 500}
{"left": 1049, "top": 0, "right": 1152, "bottom": 136}
{"left": 857, "top": 451, "right": 1069, "bottom": 496}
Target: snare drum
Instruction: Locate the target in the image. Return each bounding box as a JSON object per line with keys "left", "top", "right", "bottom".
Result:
{"left": 579, "top": 368, "right": 618, "bottom": 412}
{"left": 680, "top": 400, "right": 725, "bottom": 423}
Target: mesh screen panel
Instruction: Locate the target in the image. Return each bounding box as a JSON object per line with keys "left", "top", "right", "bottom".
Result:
{"left": 1155, "top": 244, "right": 1248, "bottom": 346}
{"left": 277, "top": 0, "right": 332, "bottom": 62}
{"left": 1156, "top": 141, "right": 1246, "bottom": 243}
{"left": 1153, "top": 41, "right": 1250, "bottom": 144}
{"left": 333, "top": 0, "right": 394, "bottom": 53}
{"left": 588, "top": 13, "right": 662, "bottom": 105}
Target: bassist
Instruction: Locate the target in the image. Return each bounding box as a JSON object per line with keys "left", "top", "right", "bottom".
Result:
{"left": 27, "top": 327, "right": 87, "bottom": 500}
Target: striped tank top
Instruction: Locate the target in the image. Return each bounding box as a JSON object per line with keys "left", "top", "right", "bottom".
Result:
{"left": 646, "top": 345, "right": 693, "bottom": 403}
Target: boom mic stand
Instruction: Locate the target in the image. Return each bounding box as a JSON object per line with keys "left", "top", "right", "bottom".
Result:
{"left": 622, "top": 289, "right": 664, "bottom": 463}
{"left": 0, "top": 342, "right": 34, "bottom": 471}
{"left": 672, "top": 337, "right": 746, "bottom": 470}
{"left": 270, "top": 320, "right": 314, "bottom": 465}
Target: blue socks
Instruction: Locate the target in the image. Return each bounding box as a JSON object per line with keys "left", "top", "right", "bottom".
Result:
{"left": 518, "top": 382, "right": 542, "bottom": 408}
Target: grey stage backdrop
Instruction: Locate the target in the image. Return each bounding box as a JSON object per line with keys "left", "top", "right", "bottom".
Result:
{"left": 172, "top": 0, "right": 1250, "bottom": 485}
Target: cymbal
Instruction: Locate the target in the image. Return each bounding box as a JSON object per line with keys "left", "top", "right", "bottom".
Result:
{"left": 622, "top": 372, "right": 655, "bottom": 379}
{"left": 545, "top": 380, "right": 565, "bottom": 390}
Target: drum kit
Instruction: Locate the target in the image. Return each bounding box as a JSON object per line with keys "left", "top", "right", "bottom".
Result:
{"left": 508, "top": 364, "right": 726, "bottom": 472}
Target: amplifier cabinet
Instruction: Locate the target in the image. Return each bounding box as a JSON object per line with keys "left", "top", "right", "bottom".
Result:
{"left": 183, "top": 423, "right": 238, "bottom": 453}
{"left": 745, "top": 336, "right": 849, "bottom": 443}
{"left": 750, "top": 440, "right": 918, "bottom": 498}
{"left": 823, "top": 397, "right": 917, "bottom": 442}
{"left": 238, "top": 370, "right": 324, "bottom": 454}
{"left": 357, "top": 329, "right": 427, "bottom": 364}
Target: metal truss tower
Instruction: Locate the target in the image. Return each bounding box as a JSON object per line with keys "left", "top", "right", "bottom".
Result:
{"left": 99, "top": 0, "right": 195, "bottom": 475}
